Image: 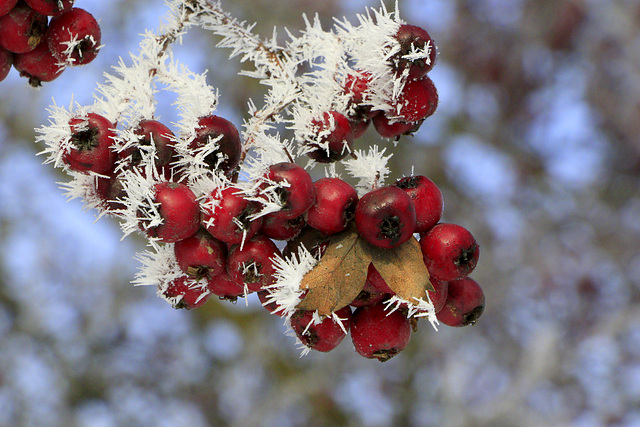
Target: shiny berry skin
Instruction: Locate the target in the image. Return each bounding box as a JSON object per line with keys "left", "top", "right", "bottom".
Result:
{"left": 208, "top": 270, "right": 245, "bottom": 300}
{"left": 420, "top": 223, "right": 479, "bottom": 281}
{"left": 436, "top": 277, "right": 484, "bottom": 327}
{"left": 305, "top": 111, "right": 354, "bottom": 163}
{"left": 0, "top": 3, "right": 48, "bottom": 53}
{"left": 351, "top": 301, "right": 412, "bottom": 362}
{"left": 120, "top": 119, "right": 175, "bottom": 173}
{"left": 227, "top": 234, "right": 281, "bottom": 293}
{"left": 47, "top": 8, "right": 101, "bottom": 66}
{"left": 259, "top": 214, "right": 305, "bottom": 241}
{"left": 351, "top": 264, "right": 393, "bottom": 308}
{"left": 355, "top": 186, "right": 416, "bottom": 249}
{"left": 393, "top": 24, "right": 437, "bottom": 79}
{"left": 394, "top": 175, "right": 443, "bottom": 233}
{"left": 372, "top": 112, "right": 421, "bottom": 139}
{"left": 290, "top": 306, "right": 352, "bottom": 352}
{"left": 189, "top": 115, "right": 241, "bottom": 175}
{"left": 95, "top": 169, "right": 126, "bottom": 212}
{"left": 0, "top": 0, "right": 19, "bottom": 17}
{"left": 306, "top": 177, "right": 358, "bottom": 236}
{"left": 262, "top": 162, "right": 315, "bottom": 221}
{"left": 63, "top": 113, "right": 116, "bottom": 174}
{"left": 163, "top": 276, "right": 210, "bottom": 310}
{"left": 393, "top": 76, "right": 438, "bottom": 123}
{"left": 24, "top": 0, "right": 74, "bottom": 16}
{"left": 202, "top": 186, "right": 263, "bottom": 245}
{"left": 174, "top": 228, "right": 226, "bottom": 280}
{"left": 144, "top": 182, "right": 200, "bottom": 243}
{"left": 0, "top": 46, "right": 13, "bottom": 82}
{"left": 13, "top": 41, "right": 65, "bottom": 87}
{"left": 428, "top": 278, "right": 449, "bottom": 313}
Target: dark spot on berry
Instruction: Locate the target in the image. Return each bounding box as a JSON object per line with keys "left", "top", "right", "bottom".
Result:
{"left": 379, "top": 215, "right": 402, "bottom": 241}
{"left": 71, "top": 126, "right": 100, "bottom": 151}
{"left": 394, "top": 176, "right": 420, "bottom": 189}
{"left": 462, "top": 304, "right": 485, "bottom": 326}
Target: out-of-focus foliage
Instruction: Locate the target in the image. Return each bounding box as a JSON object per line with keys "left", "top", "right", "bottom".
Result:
{"left": 0, "top": 0, "right": 639, "bottom": 426}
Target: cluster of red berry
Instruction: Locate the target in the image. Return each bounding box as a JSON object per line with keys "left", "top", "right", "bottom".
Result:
{"left": 0, "top": 0, "right": 100, "bottom": 86}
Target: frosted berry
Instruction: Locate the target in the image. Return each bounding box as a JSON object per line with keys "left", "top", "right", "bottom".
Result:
{"left": 227, "top": 234, "right": 281, "bottom": 293}
{"left": 290, "top": 306, "right": 352, "bottom": 352}
{"left": 190, "top": 115, "right": 241, "bottom": 175}
{"left": 436, "top": 277, "right": 484, "bottom": 327}
{"left": 259, "top": 214, "right": 306, "bottom": 241}
{"left": 95, "top": 169, "right": 126, "bottom": 212}
{"left": 174, "top": 228, "right": 226, "bottom": 280}
{"left": 202, "top": 186, "right": 263, "bottom": 245}
{"left": 120, "top": 119, "right": 176, "bottom": 177}
{"left": 63, "top": 113, "right": 116, "bottom": 174}
{"left": 351, "top": 301, "right": 412, "bottom": 361}
{"left": 344, "top": 71, "right": 371, "bottom": 106}
{"left": 262, "top": 162, "right": 315, "bottom": 221}
{"left": 355, "top": 186, "right": 416, "bottom": 249}
{"left": 13, "top": 41, "right": 65, "bottom": 86}
{"left": 143, "top": 182, "right": 200, "bottom": 243}
{"left": 257, "top": 289, "right": 285, "bottom": 316}
{"left": 420, "top": 223, "right": 479, "bottom": 281}
{"left": 163, "top": 276, "right": 210, "bottom": 310}
{"left": 393, "top": 76, "right": 438, "bottom": 123}
{"left": 208, "top": 270, "right": 245, "bottom": 301}
{"left": 0, "top": 0, "right": 19, "bottom": 17}
{"left": 304, "top": 111, "right": 354, "bottom": 163}
{"left": 306, "top": 177, "right": 358, "bottom": 236}
{"left": 372, "top": 112, "right": 420, "bottom": 139}
{"left": 47, "top": 8, "right": 101, "bottom": 66}
{"left": 0, "top": 3, "right": 48, "bottom": 54}
{"left": 0, "top": 46, "right": 13, "bottom": 82}
{"left": 394, "top": 175, "right": 443, "bottom": 233}
{"left": 24, "top": 0, "right": 74, "bottom": 16}
{"left": 393, "top": 24, "right": 437, "bottom": 79}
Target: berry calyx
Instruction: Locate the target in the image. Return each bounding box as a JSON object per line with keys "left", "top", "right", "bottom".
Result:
{"left": 0, "top": 3, "right": 48, "bottom": 54}
{"left": 143, "top": 182, "right": 200, "bottom": 243}
{"left": 13, "top": 41, "right": 65, "bottom": 87}
{"left": 226, "top": 234, "right": 281, "bottom": 293}
{"left": 393, "top": 24, "right": 437, "bottom": 79}
{"left": 394, "top": 175, "right": 443, "bottom": 233}
{"left": 189, "top": 115, "right": 241, "bottom": 175}
{"left": 351, "top": 301, "right": 412, "bottom": 361}
{"left": 290, "top": 306, "right": 352, "bottom": 352}
{"left": 304, "top": 111, "right": 354, "bottom": 163}
{"left": 355, "top": 186, "right": 416, "bottom": 249}
{"left": 47, "top": 8, "right": 101, "bottom": 66}
{"left": 436, "top": 277, "right": 485, "bottom": 327}
{"left": 420, "top": 223, "right": 480, "bottom": 281}
{"left": 174, "top": 228, "right": 226, "bottom": 280}
{"left": 262, "top": 162, "right": 315, "bottom": 221}
{"left": 306, "top": 177, "right": 358, "bottom": 236}
{"left": 63, "top": 113, "right": 116, "bottom": 174}
{"left": 202, "top": 186, "right": 263, "bottom": 245}
{"left": 162, "top": 276, "right": 210, "bottom": 310}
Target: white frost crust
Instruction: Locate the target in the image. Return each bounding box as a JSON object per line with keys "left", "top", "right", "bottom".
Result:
{"left": 343, "top": 146, "right": 393, "bottom": 196}
{"left": 384, "top": 294, "right": 439, "bottom": 331}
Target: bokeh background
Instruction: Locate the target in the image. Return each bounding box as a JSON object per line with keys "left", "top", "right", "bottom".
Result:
{"left": 1, "top": 0, "right": 640, "bottom": 426}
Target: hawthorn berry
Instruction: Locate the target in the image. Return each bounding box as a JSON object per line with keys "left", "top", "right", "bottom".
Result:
{"left": 174, "top": 228, "right": 226, "bottom": 280}
{"left": 208, "top": 270, "right": 245, "bottom": 300}
{"left": 63, "top": 113, "right": 116, "bottom": 174}
{"left": 428, "top": 277, "right": 449, "bottom": 314}
{"left": 304, "top": 111, "right": 354, "bottom": 163}
{"left": 306, "top": 177, "right": 358, "bottom": 236}
{"left": 47, "top": 8, "right": 101, "bottom": 66}
{"left": 394, "top": 175, "right": 443, "bottom": 233}
{"left": 355, "top": 186, "right": 416, "bottom": 249}
{"left": 202, "top": 186, "right": 263, "bottom": 245}
{"left": 259, "top": 214, "right": 306, "bottom": 241}
{"left": 420, "top": 223, "right": 479, "bottom": 281}
{"left": 393, "top": 24, "right": 437, "bottom": 79}
{"left": 95, "top": 169, "right": 126, "bottom": 212}
{"left": 351, "top": 264, "right": 393, "bottom": 308}
{"left": 393, "top": 76, "right": 438, "bottom": 123}
{"left": 436, "top": 277, "right": 484, "bottom": 327}
{"left": 0, "top": 0, "right": 18, "bottom": 17}
{"left": 0, "top": 3, "right": 48, "bottom": 54}
{"left": 24, "top": 0, "right": 74, "bottom": 16}
{"left": 190, "top": 115, "right": 241, "bottom": 175}
{"left": 227, "top": 234, "right": 281, "bottom": 293}
{"left": 351, "top": 301, "right": 412, "bottom": 361}
{"left": 0, "top": 46, "right": 13, "bottom": 82}
{"left": 290, "top": 306, "right": 352, "bottom": 352}
{"left": 162, "top": 276, "right": 210, "bottom": 310}
{"left": 372, "top": 112, "right": 421, "bottom": 139}
{"left": 143, "top": 182, "right": 200, "bottom": 243}
{"left": 13, "top": 41, "right": 65, "bottom": 86}
{"left": 257, "top": 289, "right": 285, "bottom": 316}
{"left": 120, "top": 119, "right": 176, "bottom": 175}
{"left": 262, "top": 162, "right": 315, "bottom": 221}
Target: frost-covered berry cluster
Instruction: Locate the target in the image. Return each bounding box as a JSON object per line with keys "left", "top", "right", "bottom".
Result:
{"left": 35, "top": 0, "right": 484, "bottom": 361}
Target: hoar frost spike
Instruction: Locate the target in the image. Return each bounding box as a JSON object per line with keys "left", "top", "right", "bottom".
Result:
{"left": 36, "top": 0, "right": 484, "bottom": 360}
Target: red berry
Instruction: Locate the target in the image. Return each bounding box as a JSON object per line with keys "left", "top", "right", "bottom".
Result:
{"left": 262, "top": 162, "right": 315, "bottom": 221}
{"left": 208, "top": 270, "right": 245, "bottom": 300}
{"left": 436, "top": 277, "right": 484, "bottom": 327}
{"left": 365, "top": 263, "right": 393, "bottom": 294}
{"left": 95, "top": 169, "right": 127, "bottom": 212}
{"left": 259, "top": 214, "right": 306, "bottom": 241}
{"left": 0, "top": 46, "right": 13, "bottom": 82}
{"left": 351, "top": 301, "right": 412, "bottom": 361}
{"left": 393, "top": 175, "right": 443, "bottom": 233}
{"left": 428, "top": 277, "right": 449, "bottom": 314}
{"left": 306, "top": 177, "right": 358, "bottom": 236}
{"left": 144, "top": 182, "right": 200, "bottom": 243}
{"left": 393, "top": 24, "right": 437, "bottom": 79}
{"left": 290, "top": 306, "right": 352, "bottom": 352}
{"left": 13, "top": 40, "right": 65, "bottom": 87}
{"left": 47, "top": 8, "right": 101, "bottom": 66}
{"left": 304, "top": 111, "right": 354, "bottom": 163}
{"left": 174, "top": 228, "right": 226, "bottom": 279}
{"left": 344, "top": 71, "right": 371, "bottom": 105}
{"left": 163, "top": 276, "right": 210, "bottom": 310}
{"left": 0, "top": 0, "right": 19, "bottom": 17}
{"left": 227, "top": 234, "right": 281, "bottom": 293}
{"left": 351, "top": 264, "right": 393, "bottom": 308}
{"left": 372, "top": 112, "right": 420, "bottom": 139}
{"left": 63, "top": 113, "right": 116, "bottom": 174}
{"left": 24, "top": 0, "right": 74, "bottom": 16}
{"left": 120, "top": 119, "right": 176, "bottom": 174}
{"left": 355, "top": 186, "right": 416, "bottom": 249}
{"left": 257, "top": 289, "right": 286, "bottom": 316}
{"left": 189, "top": 115, "right": 241, "bottom": 175}
{"left": 202, "top": 186, "right": 263, "bottom": 245}
{"left": 420, "top": 223, "right": 479, "bottom": 281}
{"left": 394, "top": 76, "right": 438, "bottom": 123}
{"left": 0, "top": 3, "right": 48, "bottom": 54}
